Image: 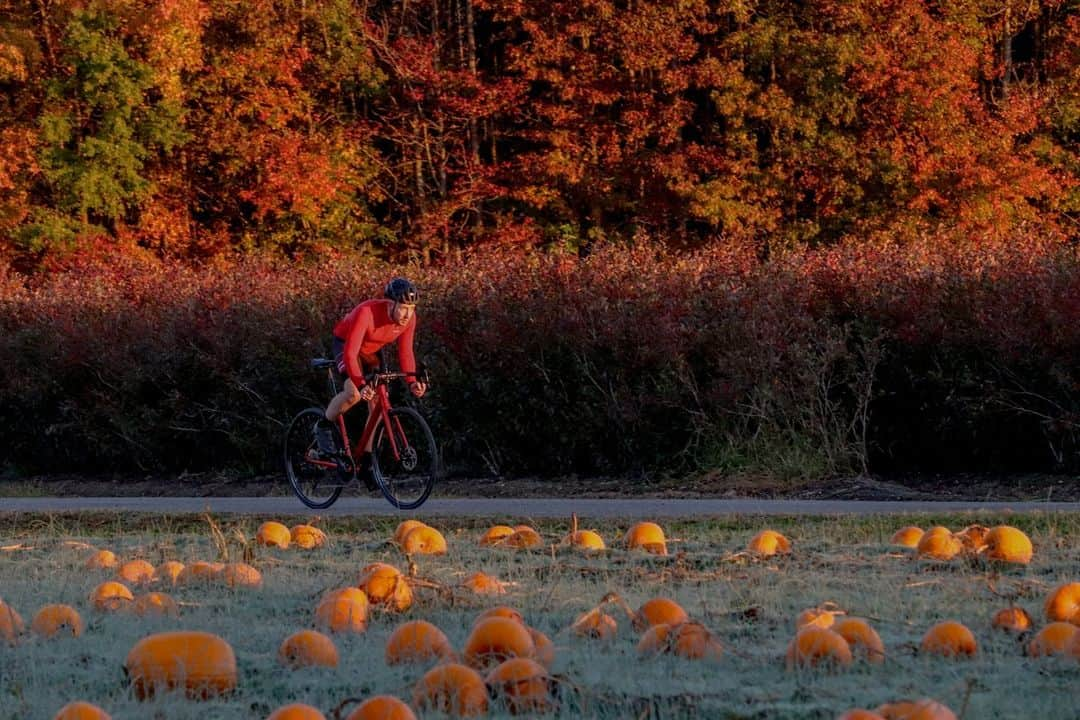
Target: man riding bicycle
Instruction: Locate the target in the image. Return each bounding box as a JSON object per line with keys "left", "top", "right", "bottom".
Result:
{"left": 316, "top": 277, "right": 427, "bottom": 483}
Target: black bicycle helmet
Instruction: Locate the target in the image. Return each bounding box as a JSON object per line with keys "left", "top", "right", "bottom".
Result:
{"left": 384, "top": 277, "right": 419, "bottom": 304}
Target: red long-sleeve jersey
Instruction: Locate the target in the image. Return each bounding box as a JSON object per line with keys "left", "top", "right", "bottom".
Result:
{"left": 332, "top": 299, "right": 417, "bottom": 387}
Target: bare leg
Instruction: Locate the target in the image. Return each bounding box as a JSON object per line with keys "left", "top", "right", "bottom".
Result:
{"left": 326, "top": 378, "right": 361, "bottom": 422}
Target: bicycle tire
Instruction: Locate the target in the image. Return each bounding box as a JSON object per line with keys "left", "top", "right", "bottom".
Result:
{"left": 371, "top": 406, "right": 439, "bottom": 509}
{"left": 283, "top": 407, "right": 347, "bottom": 509}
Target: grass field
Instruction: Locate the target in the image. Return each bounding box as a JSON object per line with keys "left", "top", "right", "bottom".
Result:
{"left": 1, "top": 511, "right": 1078, "bottom": 719}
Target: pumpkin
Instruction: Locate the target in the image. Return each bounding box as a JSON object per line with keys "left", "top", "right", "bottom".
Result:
{"left": 624, "top": 522, "right": 667, "bottom": 555}
{"left": 915, "top": 531, "right": 962, "bottom": 561}
{"left": 637, "top": 622, "right": 723, "bottom": 661}
{"left": 920, "top": 621, "right": 977, "bottom": 657}
{"left": 85, "top": 549, "right": 118, "bottom": 570}
{"left": 479, "top": 525, "right": 516, "bottom": 546}
{"left": 156, "top": 561, "right": 185, "bottom": 585}
{"left": 133, "top": 592, "right": 180, "bottom": 618}
{"left": 747, "top": 529, "right": 791, "bottom": 556}
{"left": 385, "top": 620, "right": 455, "bottom": 665}
{"left": 475, "top": 606, "right": 525, "bottom": 626}
{"left": 633, "top": 598, "right": 689, "bottom": 631}
{"left": 52, "top": 702, "right": 111, "bottom": 720}
{"left": 464, "top": 616, "right": 536, "bottom": 668}
{"left": 314, "top": 588, "right": 369, "bottom": 634}
{"left": 485, "top": 657, "right": 553, "bottom": 714}
{"left": 527, "top": 627, "right": 555, "bottom": 668}
{"left": 176, "top": 561, "right": 224, "bottom": 585}
{"left": 267, "top": 704, "right": 327, "bottom": 720}
{"left": 784, "top": 626, "right": 852, "bottom": 669}
{"left": 256, "top": 521, "right": 291, "bottom": 549}
{"left": 795, "top": 607, "right": 837, "bottom": 630}
{"left": 31, "top": 604, "right": 83, "bottom": 639}
{"left": 278, "top": 629, "right": 339, "bottom": 668}
{"left": 1044, "top": 581, "right": 1080, "bottom": 623}
{"left": 413, "top": 663, "right": 489, "bottom": 717}
{"left": 359, "top": 562, "right": 413, "bottom": 611}
{"left": 401, "top": 525, "right": 448, "bottom": 555}
{"left": 1027, "top": 622, "right": 1079, "bottom": 657}
{"left": 464, "top": 571, "right": 508, "bottom": 595}
{"left": 125, "top": 630, "right": 237, "bottom": 700}
{"left": 571, "top": 608, "right": 617, "bottom": 640}
{"left": 875, "top": 699, "right": 957, "bottom": 720}
{"left": 503, "top": 526, "right": 543, "bottom": 549}
{"left": 833, "top": 617, "right": 884, "bottom": 664}
{"left": 954, "top": 524, "right": 989, "bottom": 551}
{"left": 115, "top": 559, "right": 156, "bottom": 585}
{"left": 290, "top": 524, "right": 328, "bottom": 550}
{"left": 345, "top": 696, "right": 417, "bottom": 720}
{"left": 220, "top": 562, "right": 263, "bottom": 588}
{"left": 565, "top": 530, "right": 605, "bottom": 552}
{"left": 982, "top": 525, "right": 1033, "bottom": 564}
{"left": 838, "top": 711, "right": 886, "bottom": 720}
{"left": 90, "top": 581, "right": 134, "bottom": 612}
{"left": 394, "top": 520, "right": 429, "bottom": 546}
{"left": 890, "top": 526, "right": 924, "bottom": 548}
{"left": 990, "top": 606, "right": 1032, "bottom": 633}
{"left": 0, "top": 600, "right": 25, "bottom": 644}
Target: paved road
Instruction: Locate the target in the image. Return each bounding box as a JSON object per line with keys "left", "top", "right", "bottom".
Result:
{"left": 3, "top": 497, "right": 1080, "bottom": 517}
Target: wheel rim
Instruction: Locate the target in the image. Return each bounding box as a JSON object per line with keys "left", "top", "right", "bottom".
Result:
{"left": 285, "top": 410, "right": 346, "bottom": 506}
{"left": 374, "top": 409, "right": 437, "bottom": 507}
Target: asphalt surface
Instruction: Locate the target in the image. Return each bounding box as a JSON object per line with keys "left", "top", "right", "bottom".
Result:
{"left": 3, "top": 497, "right": 1080, "bottom": 517}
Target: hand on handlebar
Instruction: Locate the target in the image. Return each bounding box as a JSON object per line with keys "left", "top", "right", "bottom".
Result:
{"left": 359, "top": 385, "right": 376, "bottom": 402}
{"left": 409, "top": 380, "right": 427, "bottom": 398}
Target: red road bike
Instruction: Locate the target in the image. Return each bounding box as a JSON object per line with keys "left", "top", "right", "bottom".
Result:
{"left": 283, "top": 359, "right": 438, "bottom": 509}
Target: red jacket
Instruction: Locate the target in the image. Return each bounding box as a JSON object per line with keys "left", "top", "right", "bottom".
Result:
{"left": 333, "top": 299, "right": 417, "bottom": 387}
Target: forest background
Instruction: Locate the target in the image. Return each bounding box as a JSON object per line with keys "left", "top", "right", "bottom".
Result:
{"left": 1, "top": 0, "right": 1079, "bottom": 483}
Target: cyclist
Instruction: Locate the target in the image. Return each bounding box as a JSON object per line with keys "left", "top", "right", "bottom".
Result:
{"left": 316, "top": 277, "right": 427, "bottom": 483}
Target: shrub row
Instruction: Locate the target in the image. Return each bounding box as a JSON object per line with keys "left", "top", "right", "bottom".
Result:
{"left": 1, "top": 237, "right": 1078, "bottom": 480}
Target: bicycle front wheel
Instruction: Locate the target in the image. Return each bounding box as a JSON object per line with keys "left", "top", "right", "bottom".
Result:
{"left": 284, "top": 407, "right": 346, "bottom": 509}
{"left": 372, "top": 407, "right": 439, "bottom": 509}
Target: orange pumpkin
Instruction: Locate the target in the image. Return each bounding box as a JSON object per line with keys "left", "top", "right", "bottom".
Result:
{"left": 279, "top": 629, "right": 339, "bottom": 668}
{"left": 90, "top": 581, "right": 134, "bottom": 612}
{"left": 479, "top": 525, "right": 516, "bottom": 546}
{"left": 52, "top": 701, "right": 112, "bottom": 720}
{"left": 875, "top": 699, "right": 957, "bottom": 720}
{"left": 624, "top": 522, "right": 667, "bottom": 555}
{"left": 954, "top": 524, "right": 989, "bottom": 552}
{"left": 394, "top": 519, "right": 429, "bottom": 546}
{"left": 916, "top": 531, "right": 962, "bottom": 561}
{"left": 359, "top": 562, "right": 413, "bottom": 611}
{"left": 784, "top": 626, "right": 853, "bottom": 669}
{"left": 175, "top": 561, "right": 224, "bottom": 585}
{"left": 920, "top": 621, "right": 977, "bottom": 658}
{"left": 220, "top": 562, "right": 263, "bottom": 588}
{"left": 747, "top": 529, "right": 791, "bottom": 556}
{"left": 838, "top": 711, "right": 886, "bottom": 720}
{"left": 571, "top": 608, "right": 617, "bottom": 640}
{"left": 983, "top": 525, "right": 1033, "bottom": 564}
{"left": 256, "top": 521, "right": 291, "bottom": 549}
{"left": 1044, "top": 581, "right": 1080, "bottom": 623}
{"left": 485, "top": 657, "right": 553, "bottom": 714}
{"left": 345, "top": 696, "right": 417, "bottom": 720}
{"left": 527, "top": 627, "right": 555, "bottom": 668}
{"left": 290, "top": 524, "right": 328, "bottom": 550}
{"left": 133, "top": 592, "right": 180, "bottom": 618}
{"left": 890, "top": 526, "right": 924, "bottom": 548}
{"left": 31, "top": 604, "right": 84, "bottom": 639}
{"left": 125, "top": 631, "right": 237, "bottom": 699}
{"left": 503, "top": 526, "right": 543, "bottom": 549}
{"left": 401, "top": 525, "right": 448, "bottom": 555}
{"left": 990, "top": 606, "right": 1032, "bottom": 633}
{"left": 637, "top": 622, "right": 723, "bottom": 661}
{"left": 0, "top": 600, "right": 25, "bottom": 645}
{"left": 156, "top": 561, "right": 185, "bottom": 585}
{"left": 314, "top": 588, "right": 369, "bottom": 634}
{"left": 565, "top": 530, "right": 605, "bottom": 551}
{"left": 795, "top": 607, "right": 837, "bottom": 630}
{"left": 464, "top": 616, "right": 536, "bottom": 668}
{"left": 475, "top": 606, "right": 525, "bottom": 626}
{"left": 633, "top": 598, "right": 689, "bottom": 631}
{"left": 413, "top": 663, "right": 489, "bottom": 717}
{"left": 464, "top": 571, "right": 508, "bottom": 595}
{"left": 116, "top": 559, "right": 156, "bottom": 585}
{"left": 85, "top": 549, "right": 118, "bottom": 570}
{"left": 833, "top": 617, "right": 884, "bottom": 664}
{"left": 1027, "top": 622, "right": 1079, "bottom": 657}
{"left": 267, "top": 704, "right": 327, "bottom": 720}
{"left": 385, "top": 620, "right": 455, "bottom": 665}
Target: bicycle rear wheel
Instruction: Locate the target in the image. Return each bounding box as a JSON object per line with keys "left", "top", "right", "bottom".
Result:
{"left": 372, "top": 407, "right": 438, "bottom": 509}
{"left": 284, "top": 408, "right": 347, "bottom": 509}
